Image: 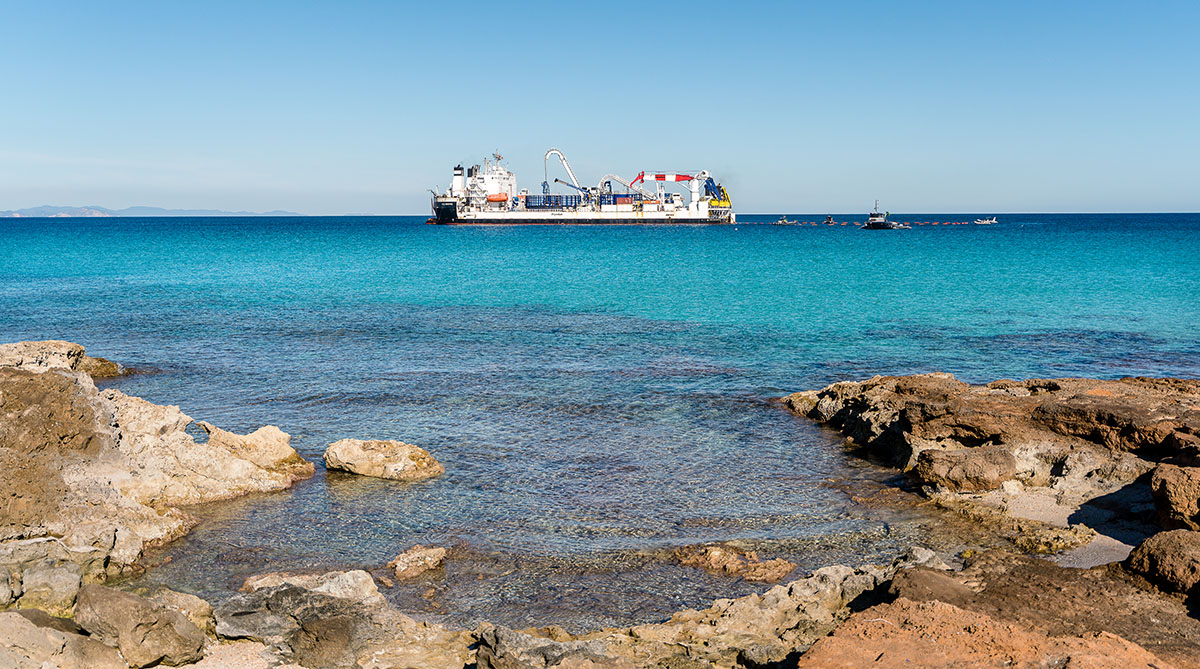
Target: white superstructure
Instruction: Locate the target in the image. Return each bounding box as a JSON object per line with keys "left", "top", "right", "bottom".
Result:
{"left": 431, "top": 149, "right": 734, "bottom": 225}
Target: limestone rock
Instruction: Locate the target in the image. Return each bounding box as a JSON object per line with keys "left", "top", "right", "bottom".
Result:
{"left": 215, "top": 583, "right": 472, "bottom": 668}
{"left": 1151, "top": 463, "right": 1200, "bottom": 530}
{"left": 0, "top": 340, "right": 86, "bottom": 373}
{"left": 15, "top": 559, "right": 82, "bottom": 616}
{"left": 151, "top": 586, "right": 216, "bottom": 634}
{"left": 386, "top": 545, "right": 447, "bottom": 580}
{"left": 240, "top": 569, "right": 386, "bottom": 608}
{"left": 1126, "top": 529, "right": 1200, "bottom": 596}
{"left": 324, "top": 439, "right": 444, "bottom": 481}
{"left": 475, "top": 623, "right": 629, "bottom": 669}
{"left": 0, "top": 341, "right": 315, "bottom": 598}
{"left": 0, "top": 339, "right": 122, "bottom": 378}
{"left": 0, "top": 610, "right": 125, "bottom": 669}
{"left": 673, "top": 542, "right": 796, "bottom": 582}
{"left": 913, "top": 445, "right": 1018, "bottom": 492}
{"left": 75, "top": 584, "right": 205, "bottom": 667}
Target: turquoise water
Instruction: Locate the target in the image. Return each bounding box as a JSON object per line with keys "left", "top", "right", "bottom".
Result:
{"left": 2, "top": 214, "right": 1198, "bottom": 628}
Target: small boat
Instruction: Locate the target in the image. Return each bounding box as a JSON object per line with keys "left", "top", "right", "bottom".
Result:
{"left": 861, "top": 201, "right": 909, "bottom": 230}
{"left": 974, "top": 216, "right": 997, "bottom": 225}
{"left": 773, "top": 216, "right": 793, "bottom": 225}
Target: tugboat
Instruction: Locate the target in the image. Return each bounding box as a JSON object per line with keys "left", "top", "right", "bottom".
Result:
{"left": 861, "top": 201, "right": 909, "bottom": 230}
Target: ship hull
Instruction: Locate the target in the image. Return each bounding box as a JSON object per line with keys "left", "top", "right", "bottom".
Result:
{"left": 429, "top": 210, "right": 734, "bottom": 226}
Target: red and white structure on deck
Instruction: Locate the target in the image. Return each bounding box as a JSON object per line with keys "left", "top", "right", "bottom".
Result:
{"left": 429, "top": 149, "right": 734, "bottom": 225}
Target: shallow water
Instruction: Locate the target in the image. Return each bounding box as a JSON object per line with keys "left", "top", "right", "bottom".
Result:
{"left": 1, "top": 214, "right": 1197, "bottom": 629}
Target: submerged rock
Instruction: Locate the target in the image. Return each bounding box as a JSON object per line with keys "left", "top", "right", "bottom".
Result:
{"left": 324, "top": 439, "right": 445, "bottom": 481}
{"left": 386, "top": 545, "right": 447, "bottom": 580}
{"left": 673, "top": 542, "right": 796, "bottom": 583}
{"left": 75, "top": 584, "right": 205, "bottom": 667}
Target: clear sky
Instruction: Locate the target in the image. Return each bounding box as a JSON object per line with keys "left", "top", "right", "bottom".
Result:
{"left": 2, "top": 1, "right": 1197, "bottom": 214}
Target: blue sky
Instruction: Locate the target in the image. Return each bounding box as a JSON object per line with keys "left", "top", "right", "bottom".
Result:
{"left": 1, "top": 1, "right": 1197, "bottom": 214}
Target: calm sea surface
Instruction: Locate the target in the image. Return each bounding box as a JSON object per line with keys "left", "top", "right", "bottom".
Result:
{"left": 2, "top": 213, "right": 1198, "bottom": 629}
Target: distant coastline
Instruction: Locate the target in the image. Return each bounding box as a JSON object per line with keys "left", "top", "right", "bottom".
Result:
{"left": 0, "top": 205, "right": 304, "bottom": 218}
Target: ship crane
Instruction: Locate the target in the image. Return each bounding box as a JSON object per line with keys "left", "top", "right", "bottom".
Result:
{"left": 544, "top": 148, "right": 581, "bottom": 194}
{"left": 554, "top": 178, "right": 592, "bottom": 198}
{"left": 596, "top": 173, "right": 656, "bottom": 200}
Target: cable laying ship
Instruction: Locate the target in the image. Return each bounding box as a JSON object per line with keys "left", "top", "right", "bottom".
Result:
{"left": 429, "top": 149, "right": 734, "bottom": 225}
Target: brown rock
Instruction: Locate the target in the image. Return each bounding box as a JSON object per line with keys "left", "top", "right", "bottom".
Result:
{"left": 324, "top": 439, "right": 444, "bottom": 481}
{"left": 886, "top": 550, "right": 1200, "bottom": 666}
{"left": 386, "top": 545, "right": 447, "bottom": 580}
{"left": 673, "top": 542, "right": 796, "bottom": 582}
{"left": 1152, "top": 463, "right": 1200, "bottom": 530}
{"left": 796, "top": 598, "right": 1171, "bottom": 668}
{"left": 75, "top": 584, "right": 205, "bottom": 667}
{"left": 1126, "top": 529, "right": 1200, "bottom": 596}
{"left": 913, "top": 445, "right": 1018, "bottom": 492}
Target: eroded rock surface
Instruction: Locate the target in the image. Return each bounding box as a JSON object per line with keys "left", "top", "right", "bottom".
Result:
{"left": 324, "top": 439, "right": 444, "bottom": 481}
{"left": 0, "top": 340, "right": 313, "bottom": 616}
{"left": 1125, "top": 529, "right": 1200, "bottom": 597}
{"left": 75, "top": 584, "right": 205, "bottom": 667}
{"left": 785, "top": 374, "right": 1200, "bottom": 559}
{"left": 216, "top": 571, "right": 471, "bottom": 669}
{"left": 0, "top": 610, "right": 125, "bottom": 669}
{"left": 796, "top": 598, "right": 1170, "bottom": 668}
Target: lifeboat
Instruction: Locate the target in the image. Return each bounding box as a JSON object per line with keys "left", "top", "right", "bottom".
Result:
{"left": 486, "top": 193, "right": 509, "bottom": 203}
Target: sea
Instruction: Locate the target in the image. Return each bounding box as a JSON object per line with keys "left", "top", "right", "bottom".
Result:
{"left": 2, "top": 213, "right": 1198, "bottom": 630}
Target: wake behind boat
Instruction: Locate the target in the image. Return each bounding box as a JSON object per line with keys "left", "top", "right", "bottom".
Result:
{"left": 429, "top": 149, "right": 734, "bottom": 225}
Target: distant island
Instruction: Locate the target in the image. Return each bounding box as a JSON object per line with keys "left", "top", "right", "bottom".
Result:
{"left": 0, "top": 205, "right": 304, "bottom": 217}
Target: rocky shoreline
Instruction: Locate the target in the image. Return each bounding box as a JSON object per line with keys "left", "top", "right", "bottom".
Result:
{"left": 4, "top": 342, "right": 1200, "bottom": 667}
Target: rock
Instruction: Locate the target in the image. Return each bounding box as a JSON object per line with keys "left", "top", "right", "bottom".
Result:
{"left": 13, "top": 607, "right": 85, "bottom": 635}
{"left": 198, "top": 421, "right": 313, "bottom": 477}
{"left": 887, "top": 550, "right": 1200, "bottom": 666}
{"left": 1125, "top": 529, "right": 1200, "bottom": 596}
{"left": 151, "top": 586, "right": 216, "bottom": 634}
{"left": 240, "top": 569, "right": 386, "bottom": 608}
{"left": 324, "top": 439, "right": 444, "bottom": 481}
{"left": 0, "top": 340, "right": 86, "bottom": 373}
{"left": 527, "top": 561, "right": 894, "bottom": 668}
{"left": 475, "top": 623, "right": 630, "bottom": 669}
{"left": 386, "top": 545, "right": 447, "bottom": 580}
{"left": 1151, "top": 463, "right": 1200, "bottom": 530}
{"left": 0, "top": 341, "right": 315, "bottom": 602}
{"left": 215, "top": 583, "right": 472, "bottom": 668}
{"left": 0, "top": 339, "right": 122, "bottom": 379}
{"left": 15, "top": 560, "right": 82, "bottom": 616}
{"left": 0, "top": 610, "right": 125, "bottom": 669}
{"left": 75, "top": 584, "right": 205, "bottom": 667}
{"left": 795, "top": 598, "right": 1170, "bottom": 668}
{"left": 913, "top": 445, "right": 1018, "bottom": 492}
{"left": 673, "top": 542, "right": 796, "bottom": 582}
{"left": 789, "top": 373, "right": 1200, "bottom": 470}
{"left": 76, "top": 355, "right": 122, "bottom": 378}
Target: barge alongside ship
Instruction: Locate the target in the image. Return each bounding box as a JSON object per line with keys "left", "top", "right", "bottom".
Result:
{"left": 429, "top": 149, "right": 734, "bottom": 225}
